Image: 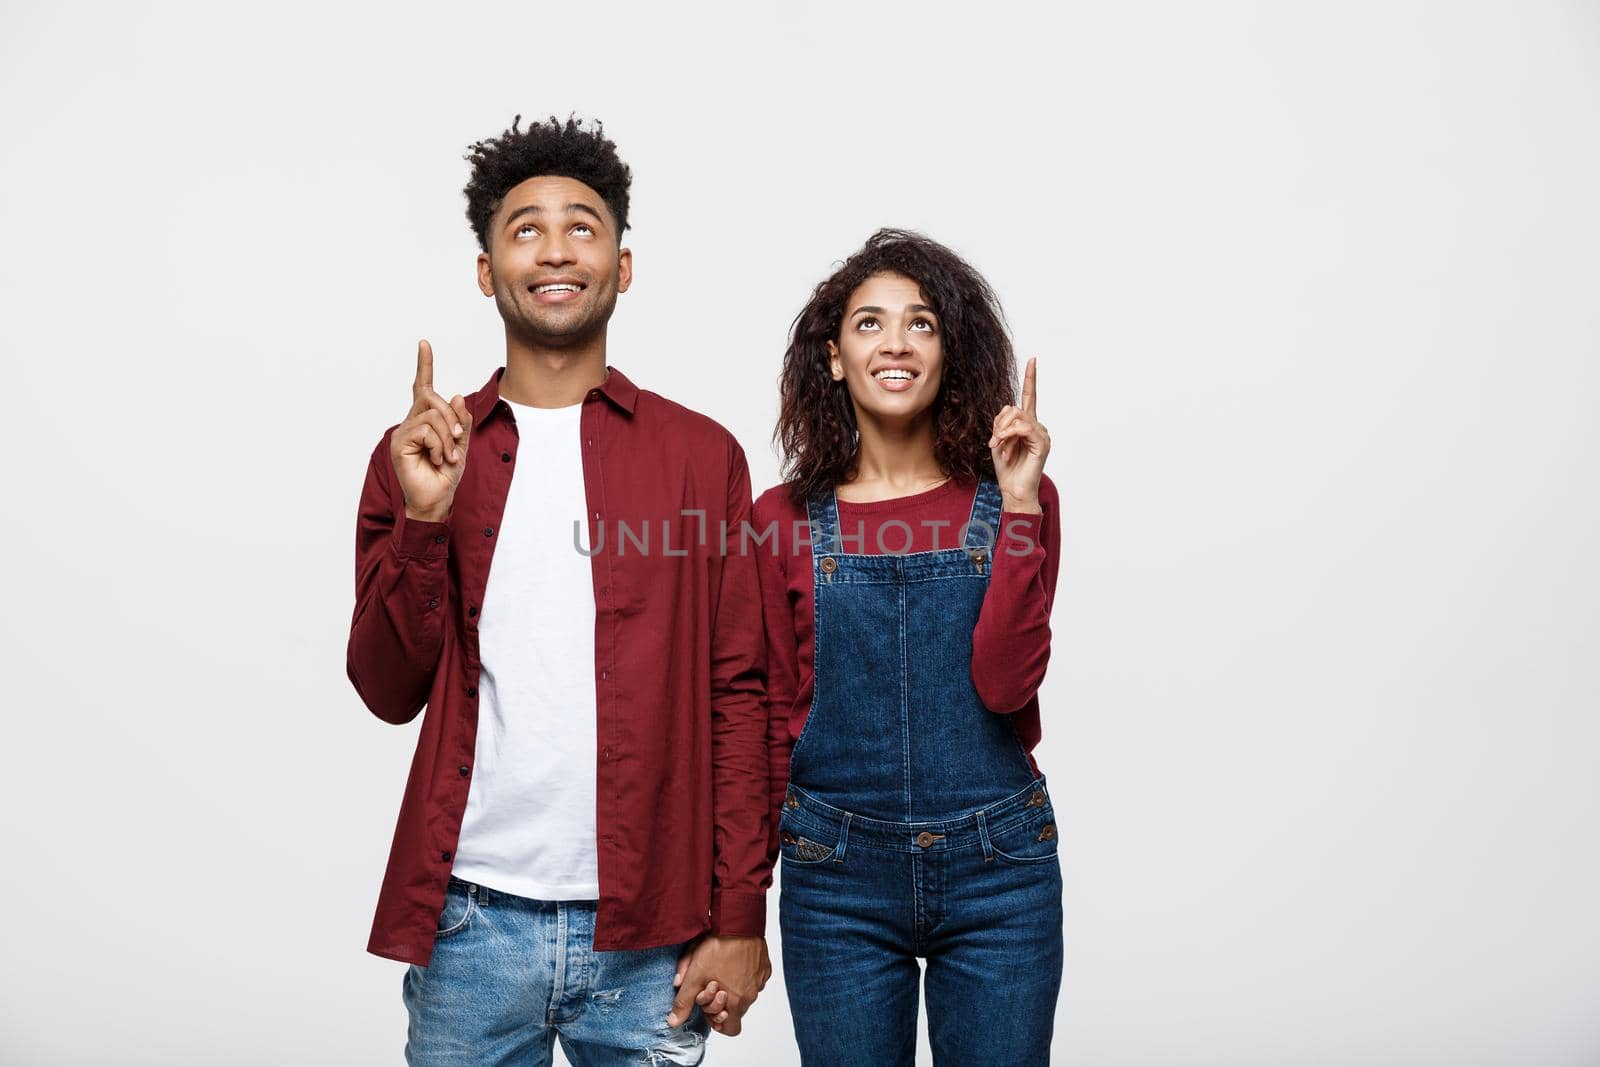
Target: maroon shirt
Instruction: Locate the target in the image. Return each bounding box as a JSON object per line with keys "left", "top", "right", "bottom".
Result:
{"left": 347, "top": 366, "right": 769, "bottom": 966}
{"left": 753, "top": 476, "right": 1061, "bottom": 862}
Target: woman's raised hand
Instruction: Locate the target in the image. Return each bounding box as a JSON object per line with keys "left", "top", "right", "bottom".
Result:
{"left": 988, "top": 356, "right": 1050, "bottom": 514}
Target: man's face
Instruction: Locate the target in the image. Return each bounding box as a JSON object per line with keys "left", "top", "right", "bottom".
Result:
{"left": 477, "top": 175, "right": 632, "bottom": 345}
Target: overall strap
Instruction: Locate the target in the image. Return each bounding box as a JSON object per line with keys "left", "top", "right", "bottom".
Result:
{"left": 805, "top": 490, "right": 843, "bottom": 556}
{"left": 962, "top": 478, "right": 1003, "bottom": 550}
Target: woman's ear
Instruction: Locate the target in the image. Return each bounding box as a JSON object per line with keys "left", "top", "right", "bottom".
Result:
{"left": 827, "top": 340, "right": 844, "bottom": 381}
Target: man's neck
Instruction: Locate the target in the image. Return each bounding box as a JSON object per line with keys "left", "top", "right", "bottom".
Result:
{"left": 500, "top": 332, "right": 609, "bottom": 408}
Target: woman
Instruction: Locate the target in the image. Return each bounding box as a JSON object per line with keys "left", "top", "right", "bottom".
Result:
{"left": 754, "top": 229, "right": 1062, "bottom": 1065}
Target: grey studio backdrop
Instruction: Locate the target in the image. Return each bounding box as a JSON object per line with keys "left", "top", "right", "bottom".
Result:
{"left": 2, "top": 2, "right": 1596, "bottom": 1064}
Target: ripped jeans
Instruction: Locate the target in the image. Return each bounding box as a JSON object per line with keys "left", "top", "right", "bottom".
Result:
{"left": 403, "top": 877, "right": 710, "bottom": 1066}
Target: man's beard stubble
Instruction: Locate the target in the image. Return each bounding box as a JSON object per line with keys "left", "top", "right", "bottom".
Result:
{"left": 494, "top": 276, "right": 619, "bottom": 350}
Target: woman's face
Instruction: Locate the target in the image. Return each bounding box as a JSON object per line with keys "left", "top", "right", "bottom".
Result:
{"left": 828, "top": 271, "right": 944, "bottom": 425}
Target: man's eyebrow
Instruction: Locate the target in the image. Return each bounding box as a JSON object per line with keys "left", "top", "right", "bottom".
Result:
{"left": 502, "top": 202, "right": 607, "bottom": 228}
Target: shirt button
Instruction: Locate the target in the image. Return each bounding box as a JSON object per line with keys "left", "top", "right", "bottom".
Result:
{"left": 600, "top": 670, "right": 607, "bottom": 680}
{"left": 586, "top": 439, "right": 593, "bottom": 447}
{"left": 433, "top": 534, "right": 446, "bottom": 544}
{"left": 426, "top": 597, "right": 439, "bottom": 610}
{"left": 440, "top": 850, "right": 452, "bottom": 862}
{"left": 466, "top": 686, "right": 477, "bottom": 698}
{"left": 483, "top": 526, "right": 494, "bottom": 538}
{"left": 458, "top": 765, "right": 470, "bottom": 777}
{"left": 500, "top": 451, "right": 511, "bottom": 462}
{"left": 468, "top": 606, "right": 478, "bottom": 617}
{"left": 602, "top": 747, "right": 612, "bottom": 760}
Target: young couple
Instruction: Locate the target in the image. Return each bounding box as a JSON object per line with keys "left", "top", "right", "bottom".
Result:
{"left": 346, "top": 115, "right": 1061, "bottom": 1067}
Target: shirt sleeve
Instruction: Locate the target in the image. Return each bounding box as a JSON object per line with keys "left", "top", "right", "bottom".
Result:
{"left": 755, "top": 491, "right": 800, "bottom": 871}
{"left": 345, "top": 434, "right": 450, "bottom": 725}
{"left": 707, "top": 438, "right": 772, "bottom": 937}
{"left": 972, "top": 474, "right": 1061, "bottom": 713}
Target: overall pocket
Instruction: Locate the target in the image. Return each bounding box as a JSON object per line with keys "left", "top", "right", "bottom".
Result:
{"left": 779, "top": 810, "right": 843, "bottom": 866}
{"left": 988, "top": 806, "right": 1061, "bottom": 866}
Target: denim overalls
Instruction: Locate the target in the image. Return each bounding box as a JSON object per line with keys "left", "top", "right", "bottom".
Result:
{"left": 778, "top": 479, "right": 1064, "bottom": 1067}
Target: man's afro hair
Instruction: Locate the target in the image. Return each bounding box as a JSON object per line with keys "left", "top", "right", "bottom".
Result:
{"left": 463, "top": 114, "right": 632, "bottom": 251}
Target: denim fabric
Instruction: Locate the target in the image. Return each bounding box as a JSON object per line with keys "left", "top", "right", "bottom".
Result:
{"left": 779, "top": 480, "right": 1063, "bottom": 1066}
{"left": 402, "top": 878, "right": 709, "bottom": 1066}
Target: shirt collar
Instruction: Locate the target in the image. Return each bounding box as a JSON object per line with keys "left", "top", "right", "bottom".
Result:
{"left": 467, "top": 364, "right": 640, "bottom": 424}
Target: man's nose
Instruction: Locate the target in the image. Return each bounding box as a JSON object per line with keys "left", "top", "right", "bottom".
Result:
{"left": 536, "top": 236, "right": 577, "bottom": 266}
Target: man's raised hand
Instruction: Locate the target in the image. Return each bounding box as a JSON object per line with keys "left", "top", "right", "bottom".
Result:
{"left": 390, "top": 340, "right": 473, "bottom": 523}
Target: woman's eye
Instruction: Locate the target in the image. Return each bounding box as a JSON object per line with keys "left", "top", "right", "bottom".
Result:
{"left": 858, "top": 318, "right": 880, "bottom": 331}
{"left": 911, "top": 319, "right": 934, "bottom": 331}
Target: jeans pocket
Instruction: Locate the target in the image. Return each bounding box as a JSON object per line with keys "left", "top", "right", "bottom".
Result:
{"left": 434, "top": 879, "right": 477, "bottom": 939}
{"left": 988, "top": 807, "right": 1061, "bottom": 866}
{"left": 779, "top": 812, "right": 842, "bottom": 866}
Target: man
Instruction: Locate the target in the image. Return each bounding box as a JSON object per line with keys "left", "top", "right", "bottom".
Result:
{"left": 346, "top": 115, "right": 771, "bottom": 1065}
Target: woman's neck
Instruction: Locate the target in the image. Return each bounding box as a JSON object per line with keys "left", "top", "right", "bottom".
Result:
{"left": 839, "top": 413, "right": 947, "bottom": 502}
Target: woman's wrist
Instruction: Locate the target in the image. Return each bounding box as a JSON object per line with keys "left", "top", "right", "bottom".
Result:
{"left": 1001, "top": 492, "right": 1042, "bottom": 515}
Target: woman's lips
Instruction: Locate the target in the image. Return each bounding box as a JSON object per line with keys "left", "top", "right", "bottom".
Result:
{"left": 872, "top": 370, "right": 919, "bottom": 392}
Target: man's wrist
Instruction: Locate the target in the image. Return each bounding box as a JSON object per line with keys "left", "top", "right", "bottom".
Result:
{"left": 405, "top": 502, "right": 451, "bottom": 523}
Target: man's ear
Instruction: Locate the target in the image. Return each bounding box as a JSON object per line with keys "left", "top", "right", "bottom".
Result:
{"left": 477, "top": 252, "right": 494, "bottom": 297}
{"left": 616, "top": 246, "right": 633, "bottom": 294}
{"left": 827, "top": 340, "right": 844, "bottom": 381}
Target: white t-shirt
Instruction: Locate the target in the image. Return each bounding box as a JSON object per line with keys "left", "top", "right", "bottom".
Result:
{"left": 450, "top": 398, "right": 599, "bottom": 900}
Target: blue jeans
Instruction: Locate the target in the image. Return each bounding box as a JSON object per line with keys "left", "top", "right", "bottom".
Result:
{"left": 779, "top": 783, "right": 1064, "bottom": 1067}
{"left": 402, "top": 878, "right": 710, "bottom": 1066}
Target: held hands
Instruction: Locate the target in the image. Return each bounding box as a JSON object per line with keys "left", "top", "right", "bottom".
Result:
{"left": 389, "top": 340, "right": 473, "bottom": 522}
{"left": 669, "top": 935, "right": 772, "bottom": 1037}
{"left": 989, "top": 356, "right": 1050, "bottom": 514}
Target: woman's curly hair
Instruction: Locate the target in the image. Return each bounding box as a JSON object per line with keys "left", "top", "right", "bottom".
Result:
{"left": 462, "top": 114, "right": 632, "bottom": 251}
{"left": 776, "top": 228, "right": 1017, "bottom": 502}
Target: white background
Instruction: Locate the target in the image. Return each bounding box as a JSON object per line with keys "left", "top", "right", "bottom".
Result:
{"left": 3, "top": 2, "right": 1597, "bottom": 1064}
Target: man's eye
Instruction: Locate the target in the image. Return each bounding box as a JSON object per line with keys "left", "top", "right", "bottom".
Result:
{"left": 572, "top": 224, "right": 594, "bottom": 236}
{"left": 516, "top": 224, "right": 537, "bottom": 237}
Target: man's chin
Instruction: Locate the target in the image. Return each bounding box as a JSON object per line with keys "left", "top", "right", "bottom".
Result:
{"left": 512, "top": 313, "right": 606, "bottom": 348}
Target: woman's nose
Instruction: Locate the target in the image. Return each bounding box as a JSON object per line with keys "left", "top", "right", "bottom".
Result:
{"left": 879, "top": 332, "right": 913, "bottom": 356}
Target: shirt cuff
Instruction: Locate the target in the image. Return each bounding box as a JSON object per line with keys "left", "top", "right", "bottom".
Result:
{"left": 394, "top": 513, "right": 451, "bottom": 559}
{"left": 709, "top": 889, "right": 767, "bottom": 938}
{"left": 998, "top": 511, "right": 1044, "bottom": 558}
